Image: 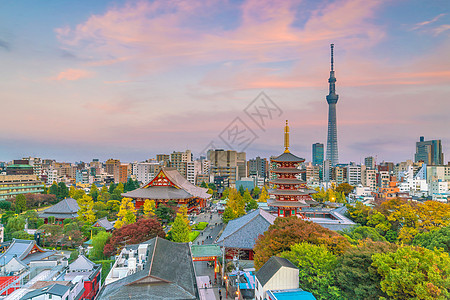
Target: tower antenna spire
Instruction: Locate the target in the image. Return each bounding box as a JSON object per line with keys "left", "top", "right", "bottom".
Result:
{"left": 284, "top": 120, "right": 290, "bottom": 153}
{"left": 330, "top": 43, "right": 334, "bottom": 71}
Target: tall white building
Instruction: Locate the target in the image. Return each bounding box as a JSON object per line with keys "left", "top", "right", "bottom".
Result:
{"left": 347, "top": 163, "right": 363, "bottom": 186}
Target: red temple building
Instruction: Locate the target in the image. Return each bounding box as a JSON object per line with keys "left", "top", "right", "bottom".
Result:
{"left": 122, "top": 167, "right": 210, "bottom": 213}
{"left": 268, "top": 121, "right": 317, "bottom": 217}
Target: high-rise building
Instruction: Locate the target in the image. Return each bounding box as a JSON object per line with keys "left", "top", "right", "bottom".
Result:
{"left": 170, "top": 150, "right": 192, "bottom": 177}
{"left": 248, "top": 157, "right": 268, "bottom": 179}
{"left": 312, "top": 143, "right": 324, "bottom": 166}
{"left": 415, "top": 136, "right": 444, "bottom": 165}
{"left": 364, "top": 156, "right": 376, "bottom": 170}
{"left": 207, "top": 149, "right": 246, "bottom": 186}
{"left": 325, "top": 44, "right": 339, "bottom": 166}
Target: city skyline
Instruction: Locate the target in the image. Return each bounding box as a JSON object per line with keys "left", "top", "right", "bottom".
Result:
{"left": 1, "top": 0, "right": 449, "bottom": 163}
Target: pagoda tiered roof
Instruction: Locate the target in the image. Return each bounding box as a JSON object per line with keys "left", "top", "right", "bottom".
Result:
{"left": 271, "top": 167, "right": 303, "bottom": 174}
{"left": 272, "top": 152, "right": 304, "bottom": 163}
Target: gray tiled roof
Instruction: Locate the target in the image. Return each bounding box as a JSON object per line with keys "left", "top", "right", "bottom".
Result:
{"left": 0, "top": 239, "right": 55, "bottom": 266}
{"left": 38, "top": 198, "right": 79, "bottom": 219}
{"left": 272, "top": 152, "right": 304, "bottom": 162}
{"left": 94, "top": 217, "right": 114, "bottom": 231}
{"left": 267, "top": 199, "right": 309, "bottom": 207}
{"left": 98, "top": 237, "right": 198, "bottom": 300}
{"left": 256, "top": 256, "right": 297, "bottom": 286}
{"left": 216, "top": 209, "right": 275, "bottom": 249}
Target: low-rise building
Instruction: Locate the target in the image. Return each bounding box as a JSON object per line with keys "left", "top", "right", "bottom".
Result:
{"left": 99, "top": 237, "right": 199, "bottom": 299}
{"left": 0, "top": 175, "right": 44, "bottom": 201}
{"left": 255, "top": 256, "right": 316, "bottom": 300}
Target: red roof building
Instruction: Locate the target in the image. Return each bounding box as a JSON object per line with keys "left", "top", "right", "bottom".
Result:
{"left": 268, "top": 121, "right": 317, "bottom": 217}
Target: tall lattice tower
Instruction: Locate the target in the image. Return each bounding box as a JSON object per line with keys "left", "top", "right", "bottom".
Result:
{"left": 326, "top": 44, "right": 339, "bottom": 166}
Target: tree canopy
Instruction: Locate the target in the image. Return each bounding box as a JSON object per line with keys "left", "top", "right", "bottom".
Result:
{"left": 372, "top": 245, "right": 450, "bottom": 299}
{"left": 104, "top": 218, "right": 165, "bottom": 257}
{"left": 253, "top": 216, "right": 351, "bottom": 269}
{"left": 279, "top": 243, "right": 343, "bottom": 300}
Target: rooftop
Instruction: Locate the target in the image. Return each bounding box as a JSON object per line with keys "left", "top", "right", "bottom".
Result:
{"left": 256, "top": 256, "right": 297, "bottom": 287}
{"left": 216, "top": 209, "right": 275, "bottom": 249}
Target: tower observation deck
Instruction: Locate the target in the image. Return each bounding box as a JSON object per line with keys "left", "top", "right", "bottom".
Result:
{"left": 326, "top": 44, "right": 339, "bottom": 166}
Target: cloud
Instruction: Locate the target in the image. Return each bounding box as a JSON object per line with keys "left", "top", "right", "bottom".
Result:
{"left": 51, "top": 68, "right": 93, "bottom": 81}
{"left": 412, "top": 13, "right": 446, "bottom": 30}
{"left": 432, "top": 24, "right": 450, "bottom": 36}
{"left": 55, "top": 0, "right": 386, "bottom": 74}
{"left": 0, "top": 39, "right": 10, "bottom": 51}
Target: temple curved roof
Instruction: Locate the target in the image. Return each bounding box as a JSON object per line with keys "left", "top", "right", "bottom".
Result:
{"left": 122, "top": 167, "right": 211, "bottom": 200}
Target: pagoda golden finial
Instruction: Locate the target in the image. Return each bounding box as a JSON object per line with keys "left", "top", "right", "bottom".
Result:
{"left": 284, "top": 120, "right": 290, "bottom": 153}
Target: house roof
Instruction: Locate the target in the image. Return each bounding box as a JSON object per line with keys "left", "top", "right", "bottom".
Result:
{"left": 69, "top": 254, "right": 95, "bottom": 271}
{"left": 0, "top": 239, "right": 55, "bottom": 266}
{"left": 94, "top": 217, "right": 114, "bottom": 231}
{"left": 38, "top": 198, "right": 79, "bottom": 219}
{"left": 215, "top": 209, "right": 275, "bottom": 249}
{"left": 256, "top": 256, "right": 298, "bottom": 287}
{"left": 121, "top": 167, "right": 211, "bottom": 200}
{"left": 98, "top": 237, "right": 198, "bottom": 300}
{"left": 22, "top": 283, "right": 71, "bottom": 299}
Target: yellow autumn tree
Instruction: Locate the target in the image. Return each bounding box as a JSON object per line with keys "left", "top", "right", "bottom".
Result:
{"left": 77, "top": 194, "right": 96, "bottom": 223}
{"left": 170, "top": 205, "right": 191, "bottom": 242}
{"left": 114, "top": 197, "right": 137, "bottom": 229}
{"left": 258, "top": 186, "right": 269, "bottom": 202}
{"left": 143, "top": 199, "right": 156, "bottom": 218}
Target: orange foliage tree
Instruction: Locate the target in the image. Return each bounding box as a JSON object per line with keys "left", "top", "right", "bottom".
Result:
{"left": 253, "top": 216, "right": 351, "bottom": 269}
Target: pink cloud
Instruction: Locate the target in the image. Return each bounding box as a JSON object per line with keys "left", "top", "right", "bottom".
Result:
{"left": 55, "top": 0, "right": 386, "bottom": 73}
{"left": 51, "top": 68, "right": 93, "bottom": 81}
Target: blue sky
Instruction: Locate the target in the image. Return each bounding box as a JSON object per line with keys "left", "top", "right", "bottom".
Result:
{"left": 0, "top": 0, "right": 449, "bottom": 164}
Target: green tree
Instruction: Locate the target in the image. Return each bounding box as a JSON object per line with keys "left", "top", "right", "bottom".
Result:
{"left": 106, "top": 200, "right": 120, "bottom": 212}
{"left": 372, "top": 245, "right": 450, "bottom": 299}
{"left": 279, "top": 243, "right": 343, "bottom": 300}
{"left": 243, "top": 189, "right": 258, "bottom": 211}
{"left": 49, "top": 182, "right": 58, "bottom": 197}
{"left": 98, "top": 185, "right": 110, "bottom": 202}
{"left": 89, "top": 184, "right": 99, "bottom": 201}
{"left": 252, "top": 186, "right": 261, "bottom": 199}
{"left": 108, "top": 183, "right": 116, "bottom": 194}
{"left": 340, "top": 226, "right": 387, "bottom": 244}
{"left": 115, "top": 198, "right": 136, "bottom": 229}
{"left": 412, "top": 226, "right": 450, "bottom": 253}
{"left": 24, "top": 210, "right": 44, "bottom": 229}
{"left": 143, "top": 199, "right": 156, "bottom": 218}
{"left": 170, "top": 205, "right": 191, "bottom": 243}
{"left": 57, "top": 182, "right": 69, "bottom": 200}
{"left": 335, "top": 240, "right": 397, "bottom": 300}
{"left": 90, "top": 231, "right": 112, "bottom": 260}
{"left": 155, "top": 204, "right": 175, "bottom": 223}
{"left": 258, "top": 186, "right": 269, "bottom": 202}
{"left": 253, "top": 216, "right": 351, "bottom": 269}
{"left": 77, "top": 194, "right": 96, "bottom": 223}
{"left": 346, "top": 202, "right": 371, "bottom": 226}
{"left": 15, "top": 194, "right": 27, "bottom": 213}
{"left": 238, "top": 185, "right": 245, "bottom": 196}
{"left": 6, "top": 215, "right": 26, "bottom": 240}
{"left": 200, "top": 181, "right": 208, "bottom": 188}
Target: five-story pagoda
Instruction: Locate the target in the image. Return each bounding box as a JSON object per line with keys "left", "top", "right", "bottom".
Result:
{"left": 268, "top": 121, "right": 316, "bottom": 217}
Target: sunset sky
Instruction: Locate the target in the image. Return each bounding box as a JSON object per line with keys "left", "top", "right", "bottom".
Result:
{"left": 1, "top": 0, "right": 449, "bottom": 164}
